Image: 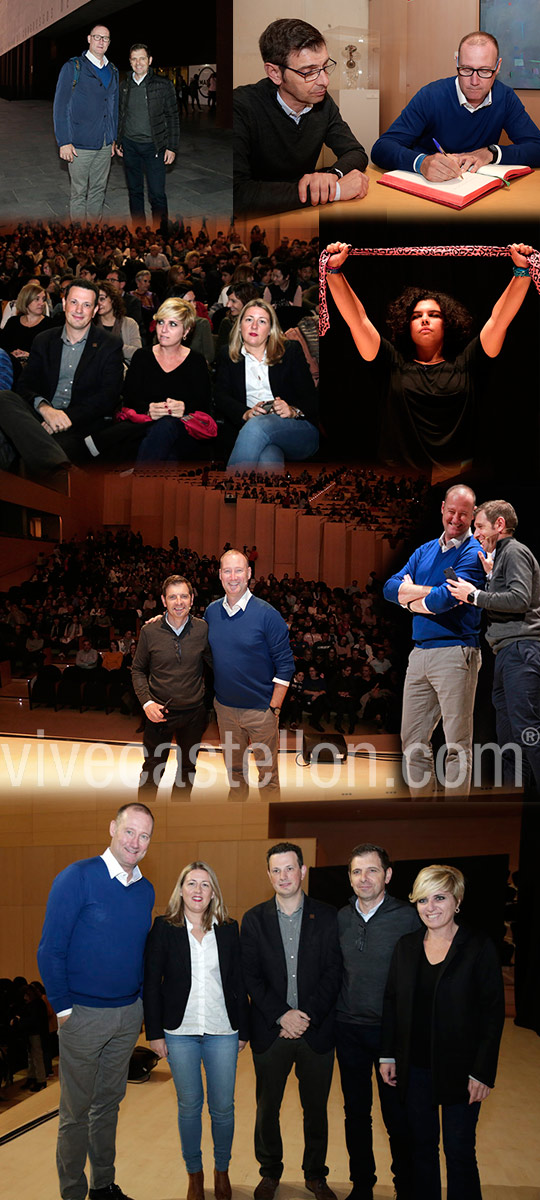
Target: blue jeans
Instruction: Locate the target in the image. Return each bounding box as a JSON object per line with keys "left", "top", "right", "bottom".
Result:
{"left": 492, "top": 639, "right": 540, "bottom": 791}
{"left": 405, "top": 1066, "right": 481, "bottom": 1200}
{"left": 165, "top": 1033, "right": 239, "bottom": 1172}
{"left": 122, "top": 137, "right": 168, "bottom": 223}
{"left": 227, "top": 414, "right": 319, "bottom": 468}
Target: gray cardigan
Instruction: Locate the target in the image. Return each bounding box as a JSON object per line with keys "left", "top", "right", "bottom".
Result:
{"left": 476, "top": 536, "right": 540, "bottom": 652}
{"left": 336, "top": 892, "right": 421, "bottom": 1026}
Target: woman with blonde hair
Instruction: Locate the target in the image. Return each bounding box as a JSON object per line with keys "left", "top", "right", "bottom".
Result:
{"left": 380, "top": 864, "right": 505, "bottom": 1199}
{"left": 214, "top": 298, "right": 318, "bottom": 468}
{"left": 0, "top": 282, "right": 52, "bottom": 377}
{"left": 144, "top": 861, "right": 249, "bottom": 1200}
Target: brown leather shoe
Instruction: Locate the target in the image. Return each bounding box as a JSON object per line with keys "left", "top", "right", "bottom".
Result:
{"left": 305, "top": 1182, "right": 337, "bottom": 1200}
{"left": 214, "top": 1169, "right": 232, "bottom": 1200}
{"left": 253, "top": 1180, "right": 279, "bottom": 1200}
{"left": 187, "top": 1171, "right": 205, "bottom": 1200}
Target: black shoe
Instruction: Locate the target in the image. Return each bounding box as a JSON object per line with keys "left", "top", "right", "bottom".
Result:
{"left": 305, "top": 1182, "right": 337, "bottom": 1200}
{"left": 254, "top": 1180, "right": 279, "bottom": 1200}
{"left": 89, "top": 1186, "right": 135, "bottom": 1200}
{"left": 29, "top": 1081, "right": 46, "bottom": 1092}
{"left": 344, "top": 1189, "right": 373, "bottom": 1200}
{"left": 311, "top": 721, "right": 324, "bottom": 733}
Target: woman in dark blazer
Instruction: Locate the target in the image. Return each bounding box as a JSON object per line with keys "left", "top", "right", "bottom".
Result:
{"left": 214, "top": 299, "right": 319, "bottom": 468}
{"left": 144, "top": 861, "right": 249, "bottom": 1200}
{"left": 380, "top": 864, "right": 505, "bottom": 1200}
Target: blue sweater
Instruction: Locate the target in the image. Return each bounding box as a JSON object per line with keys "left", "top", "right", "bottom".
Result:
{"left": 371, "top": 77, "right": 540, "bottom": 171}
{"left": 204, "top": 595, "right": 294, "bottom": 709}
{"left": 37, "top": 857, "right": 154, "bottom": 1012}
{"left": 384, "top": 535, "right": 484, "bottom": 648}
{"left": 53, "top": 53, "right": 119, "bottom": 149}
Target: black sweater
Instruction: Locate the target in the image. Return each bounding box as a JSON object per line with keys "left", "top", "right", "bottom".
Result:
{"left": 233, "top": 77, "right": 367, "bottom": 213}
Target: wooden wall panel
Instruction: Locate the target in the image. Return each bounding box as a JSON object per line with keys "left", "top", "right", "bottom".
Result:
{"left": 296, "top": 516, "right": 323, "bottom": 581}
{"left": 274, "top": 508, "right": 298, "bottom": 581}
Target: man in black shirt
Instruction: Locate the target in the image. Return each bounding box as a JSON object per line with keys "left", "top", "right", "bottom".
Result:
{"left": 234, "top": 19, "right": 368, "bottom": 214}
{"left": 117, "top": 44, "right": 179, "bottom": 228}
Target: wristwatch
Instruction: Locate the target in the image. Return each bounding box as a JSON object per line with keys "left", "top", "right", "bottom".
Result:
{"left": 487, "top": 144, "right": 499, "bottom": 163}
{"left": 467, "top": 591, "right": 476, "bottom": 604}
{"left": 270, "top": 706, "right": 281, "bottom": 716}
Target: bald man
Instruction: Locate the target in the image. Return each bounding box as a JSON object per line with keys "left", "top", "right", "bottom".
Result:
{"left": 383, "top": 486, "right": 485, "bottom": 792}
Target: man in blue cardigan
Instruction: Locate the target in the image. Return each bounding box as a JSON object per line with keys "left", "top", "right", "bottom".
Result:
{"left": 372, "top": 30, "right": 540, "bottom": 181}
{"left": 384, "top": 485, "right": 484, "bottom": 793}
{"left": 53, "top": 24, "right": 119, "bottom": 221}
{"left": 204, "top": 549, "right": 294, "bottom": 799}
{"left": 37, "top": 803, "right": 155, "bottom": 1200}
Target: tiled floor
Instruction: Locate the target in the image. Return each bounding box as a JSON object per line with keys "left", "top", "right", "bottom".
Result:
{"left": 0, "top": 100, "right": 232, "bottom": 224}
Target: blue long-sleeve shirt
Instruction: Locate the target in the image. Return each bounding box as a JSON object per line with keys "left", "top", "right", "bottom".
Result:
{"left": 384, "top": 534, "right": 485, "bottom": 648}
{"left": 204, "top": 595, "right": 294, "bottom": 709}
{"left": 371, "top": 76, "right": 540, "bottom": 172}
{"left": 37, "top": 856, "right": 154, "bottom": 1012}
{"left": 53, "top": 52, "right": 118, "bottom": 149}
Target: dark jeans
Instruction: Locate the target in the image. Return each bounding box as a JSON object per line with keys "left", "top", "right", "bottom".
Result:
{"left": 122, "top": 138, "right": 168, "bottom": 224}
{"left": 252, "top": 1037, "right": 334, "bottom": 1180}
{"left": 492, "top": 639, "right": 540, "bottom": 791}
{"left": 139, "top": 703, "right": 207, "bottom": 795}
{"left": 405, "top": 1066, "right": 481, "bottom": 1200}
{"left": 336, "top": 1022, "right": 413, "bottom": 1199}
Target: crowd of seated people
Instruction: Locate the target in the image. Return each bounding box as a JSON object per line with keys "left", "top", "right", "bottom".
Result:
{"left": 0, "top": 221, "right": 320, "bottom": 473}
{"left": 0, "top": 512, "right": 428, "bottom": 732}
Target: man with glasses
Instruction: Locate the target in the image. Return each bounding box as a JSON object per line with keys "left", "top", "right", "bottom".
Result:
{"left": 234, "top": 18, "right": 368, "bottom": 213}
{"left": 53, "top": 25, "right": 119, "bottom": 221}
{"left": 336, "top": 844, "right": 420, "bottom": 1200}
{"left": 372, "top": 30, "right": 540, "bottom": 180}
{"left": 131, "top": 575, "right": 213, "bottom": 798}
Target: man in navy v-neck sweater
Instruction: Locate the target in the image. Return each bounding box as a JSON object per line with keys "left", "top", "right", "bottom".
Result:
{"left": 37, "top": 803, "right": 154, "bottom": 1200}
{"left": 384, "top": 485, "right": 484, "bottom": 794}
{"left": 204, "top": 549, "right": 294, "bottom": 799}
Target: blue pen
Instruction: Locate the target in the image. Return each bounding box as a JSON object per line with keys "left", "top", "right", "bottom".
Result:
{"left": 432, "top": 137, "right": 463, "bottom": 179}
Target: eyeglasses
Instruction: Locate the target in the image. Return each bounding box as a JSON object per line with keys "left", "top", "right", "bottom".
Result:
{"left": 91, "top": 34, "right": 110, "bottom": 43}
{"left": 456, "top": 62, "right": 500, "bottom": 79}
{"left": 278, "top": 58, "right": 337, "bottom": 82}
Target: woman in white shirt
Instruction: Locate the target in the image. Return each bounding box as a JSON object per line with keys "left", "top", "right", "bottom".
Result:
{"left": 144, "top": 862, "right": 249, "bottom": 1200}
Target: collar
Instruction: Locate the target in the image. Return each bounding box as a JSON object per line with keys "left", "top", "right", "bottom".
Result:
{"left": 86, "top": 50, "right": 109, "bottom": 70}
{"left": 355, "top": 893, "right": 386, "bottom": 921}
{"left": 241, "top": 344, "right": 268, "bottom": 365}
{"left": 222, "top": 589, "right": 252, "bottom": 617}
{"left": 101, "top": 845, "right": 142, "bottom": 885}
{"left": 132, "top": 72, "right": 148, "bottom": 85}
{"left": 439, "top": 528, "right": 472, "bottom": 552}
{"left": 276, "top": 88, "right": 312, "bottom": 124}
{"left": 455, "top": 76, "right": 493, "bottom": 113}
{"left": 61, "top": 324, "right": 91, "bottom": 349}
{"left": 275, "top": 892, "right": 304, "bottom": 916}
{"left": 165, "top": 612, "right": 190, "bottom": 636}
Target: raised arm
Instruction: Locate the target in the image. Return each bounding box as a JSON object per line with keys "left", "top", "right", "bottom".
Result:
{"left": 480, "top": 243, "right": 533, "bottom": 358}
{"left": 325, "top": 243, "right": 380, "bottom": 361}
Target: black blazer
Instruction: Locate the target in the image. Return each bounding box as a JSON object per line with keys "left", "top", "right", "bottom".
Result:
{"left": 241, "top": 894, "right": 342, "bottom": 1054}
{"left": 16, "top": 324, "right": 124, "bottom": 432}
{"left": 143, "top": 916, "right": 250, "bottom": 1042}
{"left": 381, "top": 925, "right": 505, "bottom": 1104}
{"left": 214, "top": 339, "right": 318, "bottom": 453}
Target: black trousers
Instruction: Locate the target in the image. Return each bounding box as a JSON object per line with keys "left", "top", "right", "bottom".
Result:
{"left": 138, "top": 703, "right": 207, "bottom": 795}
{"left": 336, "top": 1021, "right": 414, "bottom": 1199}
{"left": 252, "top": 1036, "right": 334, "bottom": 1181}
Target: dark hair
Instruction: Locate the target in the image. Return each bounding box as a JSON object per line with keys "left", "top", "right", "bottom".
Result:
{"left": 347, "top": 842, "right": 391, "bottom": 871}
{"left": 107, "top": 268, "right": 127, "bottom": 284}
{"left": 385, "top": 287, "right": 474, "bottom": 359}
{"left": 259, "top": 18, "right": 325, "bottom": 66}
{"left": 227, "top": 282, "right": 260, "bottom": 305}
{"left": 97, "top": 279, "right": 126, "bottom": 320}
{"left": 162, "top": 574, "right": 193, "bottom": 598}
{"left": 65, "top": 278, "right": 99, "bottom": 304}
{"left": 266, "top": 841, "right": 304, "bottom": 868}
{"left": 114, "top": 802, "right": 154, "bottom": 830}
{"left": 129, "top": 43, "right": 150, "bottom": 55}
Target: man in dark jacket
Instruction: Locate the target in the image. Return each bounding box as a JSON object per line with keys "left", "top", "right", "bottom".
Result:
{"left": 0, "top": 279, "right": 123, "bottom": 475}
{"left": 234, "top": 19, "right": 368, "bottom": 214}
{"left": 241, "top": 842, "right": 342, "bottom": 1200}
{"left": 53, "top": 24, "right": 118, "bottom": 222}
{"left": 131, "top": 575, "right": 213, "bottom": 797}
{"left": 117, "top": 44, "right": 180, "bottom": 228}
{"left": 336, "top": 844, "right": 420, "bottom": 1200}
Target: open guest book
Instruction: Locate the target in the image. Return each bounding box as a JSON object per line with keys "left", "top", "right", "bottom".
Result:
{"left": 377, "top": 164, "right": 533, "bottom": 209}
